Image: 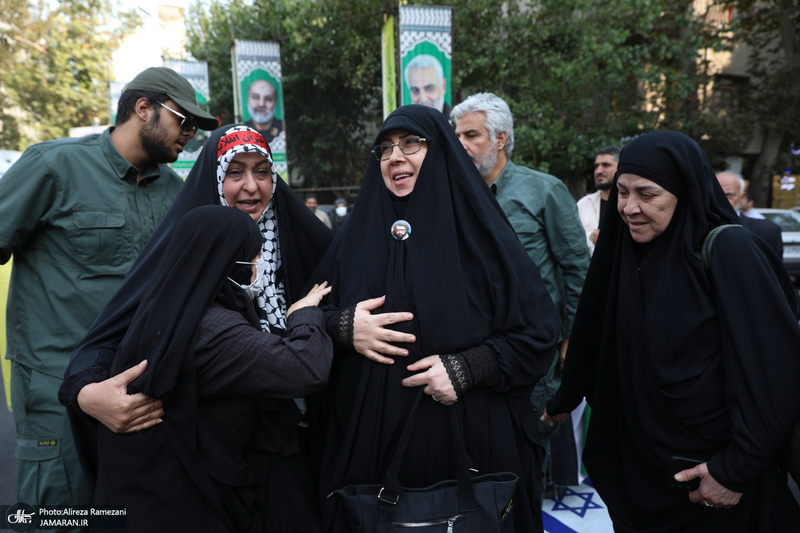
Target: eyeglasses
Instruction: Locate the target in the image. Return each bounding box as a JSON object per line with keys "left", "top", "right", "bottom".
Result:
{"left": 372, "top": 136, "right": 427, "bottom": 161}
{"left": 156, "top": 101, "right": 198, "bottom": 134}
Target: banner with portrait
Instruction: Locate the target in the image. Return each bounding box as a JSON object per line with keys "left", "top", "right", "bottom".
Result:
{"left": 399, "top": 6, "right": 452, "bottom": 118}
{"left": 165, "top": 59, "right": 212, "bottom": 178}
{"left": 234, "top": 40, "right": 287, "bottom": 175}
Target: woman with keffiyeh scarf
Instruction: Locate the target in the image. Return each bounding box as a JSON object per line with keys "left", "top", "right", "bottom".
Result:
{"left": 61, "top": 126, "right": 334, "bottom": 532}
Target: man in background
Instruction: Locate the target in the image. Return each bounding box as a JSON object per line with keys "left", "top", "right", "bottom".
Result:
{"left": 245, "top": 79, "right": 283, "bottom": 142}
{"left": 305, "top": 193, "right": 332, "bottom": 229}
{"left": 0, "top": 67, "right": 217, "bottom": 518}
{"left": 405, "top": 54, "right": 450, "bottom": 117}
{"left": 577, "top": 146, "right": 620, "bottom": 255}
{"left": 741, "top": 189, "right": 766, "bottom": 219}
{"left": 330, "top": 198, "right": 350, "bottom": 232}
{"left": 717, "top": 171, "right": 783, "bottom": 258}
{"left": 451, "top": 92, "right": 589, "bottom": 494}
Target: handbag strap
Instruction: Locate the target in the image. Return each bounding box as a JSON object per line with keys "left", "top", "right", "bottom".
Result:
{"left": 701, "top": 224, "right": 741, "bottom": 268}
{"left": 379, "top": 390, "right": 478, "bottom": 513}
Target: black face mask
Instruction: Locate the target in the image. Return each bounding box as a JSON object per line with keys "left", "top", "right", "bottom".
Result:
{"left": 228, "top": 262, "right": 254, "bottom": 286}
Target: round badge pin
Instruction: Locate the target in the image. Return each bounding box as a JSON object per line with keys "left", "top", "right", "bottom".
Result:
{"left": 391, "top": 220, "right": 411, "bottom": 241}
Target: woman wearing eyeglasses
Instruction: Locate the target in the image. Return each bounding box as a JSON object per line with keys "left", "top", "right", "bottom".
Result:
{"left": 60, "top": 126, "right": 334, "bottom": 531}
{"left": 312, "top": 105, "right": 561, "bottom": 532}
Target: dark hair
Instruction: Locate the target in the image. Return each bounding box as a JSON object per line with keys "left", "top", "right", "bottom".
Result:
{"left": 115, "top": 90, "right": 168, "bottom": 126}
{"left": 746, "top": 189, "right": 757, "bottom": 203}
{"left": 305, "top": 193, "right": 318, "bottom": 201}
{"left": 596, "top": 146, "right": 621, "bottom": 161}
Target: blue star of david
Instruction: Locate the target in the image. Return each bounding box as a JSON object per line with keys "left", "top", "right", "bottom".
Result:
{"left": 550, "top": 487, "right": 604, "bottom": 518}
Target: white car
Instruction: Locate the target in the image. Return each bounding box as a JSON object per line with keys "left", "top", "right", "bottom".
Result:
{"left": 0, "top": 150, "right": 22, "bottom": 179}
{"left": 753, "top": 208, "right": 800, "bottom": 280}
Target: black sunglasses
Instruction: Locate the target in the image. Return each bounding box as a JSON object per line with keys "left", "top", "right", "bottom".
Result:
{"left": 156, "top": 101, "right": 198, "bottom": 134}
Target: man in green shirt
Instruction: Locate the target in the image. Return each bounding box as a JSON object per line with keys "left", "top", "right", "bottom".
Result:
{"left": 0, "top": 67, "right": 217, "bottom": 514}
{"left": 452, "top": 92, "right": 589, "bottom": 491}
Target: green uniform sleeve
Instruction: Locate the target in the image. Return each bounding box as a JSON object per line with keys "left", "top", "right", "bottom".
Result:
{"left": 0, "top": 147, "right": 58, "bottom": 263}
{"left": 541, "top": 180, "right": 589, "bottom": 339}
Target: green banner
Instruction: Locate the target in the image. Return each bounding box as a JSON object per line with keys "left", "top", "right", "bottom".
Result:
{"left": 164, "top": 59, "right": 212, "bottom": 178}
{"left": 382, "top": 15, "right": 397, "bottom": 119}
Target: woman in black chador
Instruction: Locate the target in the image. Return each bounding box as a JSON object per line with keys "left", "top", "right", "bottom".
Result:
{"left": 312, "top": 105, "right": 561, "bottom": 532}
{"left": 94, "top": 205, "right": 332, "bottom": 531}
{"left": 60, "top": 126, "right": 333, "bottom": 531}
{"left": 544, "top": 130, "right": 800, "bottom": 531}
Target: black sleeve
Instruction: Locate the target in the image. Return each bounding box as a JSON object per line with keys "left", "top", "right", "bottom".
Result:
{"left": 767, "top": 223, "right": 783, "bottom": 259}
{"left": 706, "top": 228, "right": 800, "bottom": 491}
{"left": 440, "top": 344, "right": 501, "bottom": 399}
{"left": 194, "top": 305, "right": 333, "bottom": 399}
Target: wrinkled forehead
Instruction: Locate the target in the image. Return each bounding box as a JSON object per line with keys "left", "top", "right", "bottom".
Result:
{"left": 716, "top": 172, "right": 742, "bottom": 194}
{"left": 249, "top": 79, "right": 275, "bottom": 97}
{"left": 408, "top": 66, "right": 441, "bottom": 84}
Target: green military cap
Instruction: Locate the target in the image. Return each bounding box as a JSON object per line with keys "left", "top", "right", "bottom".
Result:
{"left": 124, "top": 67, "right": 218, "bottom": 131}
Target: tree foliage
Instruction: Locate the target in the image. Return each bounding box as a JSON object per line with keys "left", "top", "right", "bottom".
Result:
{"left": 185, "top": 0, "right": 385, "bottom": 189}
{"left": 721, "top": 0, "right": 800, "bottom": 200}
{"left": 0, "top": 0, "right": 139, "bottom": 149}
{"left": 186, "top": 0, "right": 757, "bottom": 193}
{"left": 449, "top": 0, "right": 748, "bottom": 193}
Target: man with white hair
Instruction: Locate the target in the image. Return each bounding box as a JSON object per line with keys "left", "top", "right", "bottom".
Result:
{"left": 716, "top": 171, "right": 783, "bottom": 258}
{"left": 404, "top": 54, "right": 450, "bottom": 117}
{"left": 452, "top": 92, "right": 590, "bottom": 493}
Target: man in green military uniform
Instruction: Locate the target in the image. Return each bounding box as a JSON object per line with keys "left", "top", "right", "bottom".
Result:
{"left": 452, "top": 92, "right": 590, "bottom": 493}
{"left": 0, "top": 67, "right": 217, "bottom": 515}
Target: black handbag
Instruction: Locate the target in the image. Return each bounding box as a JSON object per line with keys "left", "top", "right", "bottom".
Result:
{"left": 328, "top": 390, "right": 518, "bottom": 532}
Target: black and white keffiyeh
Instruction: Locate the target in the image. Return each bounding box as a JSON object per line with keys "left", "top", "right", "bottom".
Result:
{"left": 216, "top": 125, "right": 287, "bottom": 331}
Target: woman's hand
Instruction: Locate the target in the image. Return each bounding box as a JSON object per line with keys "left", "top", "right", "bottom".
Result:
{"left": 540, "top": 407, "right": 570, "bottom": 427}
{"left": 675, "top": 462, "right": 742, "bottom": 508}
{"left": 401, "top": 355, "right": 457, "bottom": 405}
{"left": 352, "top": 295, "right": 415, "bottom": 364}
{"left": 77, "top": 360, "right": 164, "bottom": 433}
{"left": 287, "top": 282, "right": 332, "bottom": 316}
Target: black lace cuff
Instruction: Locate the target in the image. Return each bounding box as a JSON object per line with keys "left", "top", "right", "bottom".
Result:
{"left": 441, "top": 344, "right": 500, "bottom": 399}
{"left": 326, "top": 305, "right": 356, "bottom": 351}
{"left": 441, "top": 353, "right": 470, "bottom": 399}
